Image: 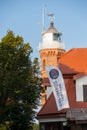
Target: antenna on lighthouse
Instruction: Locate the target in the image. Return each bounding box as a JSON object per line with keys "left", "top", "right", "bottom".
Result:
{"left": 42, "top": 1, "right": 46, "bottom": 34}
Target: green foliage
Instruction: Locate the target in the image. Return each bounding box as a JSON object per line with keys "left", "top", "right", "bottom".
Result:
{"left": 32, "top": 123, "right": 39, "bottom": 130}
{"left": 0, "top": 30, "right": 41, "bottom": 130}
{"left": 0, "top": 124, "right": 6, "bottom": 130}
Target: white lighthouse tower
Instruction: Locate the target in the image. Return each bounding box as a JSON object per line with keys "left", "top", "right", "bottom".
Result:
{"left": 39, "top": 16, "right": 65, "bottom": 105}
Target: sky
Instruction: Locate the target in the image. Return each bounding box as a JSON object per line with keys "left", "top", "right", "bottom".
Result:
{"left": 0, "top": 0, "right": 87, "bottom": 60}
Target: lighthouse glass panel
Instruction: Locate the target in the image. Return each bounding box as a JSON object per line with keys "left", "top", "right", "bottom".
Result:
{"left": 53, "top": 33, "right": 58, "bottom": 41}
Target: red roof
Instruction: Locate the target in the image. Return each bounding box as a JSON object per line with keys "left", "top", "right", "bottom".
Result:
{"left": 59, "top": 48, "right": 87, "bottom": 74}
{"left": 37, "top": 93, "right": 66, "bottom": 119}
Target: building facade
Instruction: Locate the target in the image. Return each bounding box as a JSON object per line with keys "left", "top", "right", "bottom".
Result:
{"left": 37, "top": 21, "right": 87, "bottom": 130}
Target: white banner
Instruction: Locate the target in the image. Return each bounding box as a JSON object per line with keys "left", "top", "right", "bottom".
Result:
{"left": 45, "top": 66, "right": 69, "bottom": 111}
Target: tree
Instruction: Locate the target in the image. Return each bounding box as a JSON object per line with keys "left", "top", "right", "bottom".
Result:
{"left": 32, "top": 123, "right": 39, "bottom": 130}
{"left": 0, "top": 31, "right": 41, "bottom": 130}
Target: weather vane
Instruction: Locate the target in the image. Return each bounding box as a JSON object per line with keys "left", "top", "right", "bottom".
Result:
{"left": 48, "top": 13, "right": 55, "bottom": 22}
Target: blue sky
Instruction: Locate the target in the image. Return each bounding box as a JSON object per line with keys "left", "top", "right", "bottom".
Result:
{"left": 0, "top": 0, "right": 87, "bottom": 60}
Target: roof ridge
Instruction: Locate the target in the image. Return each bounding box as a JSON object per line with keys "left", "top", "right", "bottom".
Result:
{"left": 59, "top": 48, "right": 87, "bottom": 59}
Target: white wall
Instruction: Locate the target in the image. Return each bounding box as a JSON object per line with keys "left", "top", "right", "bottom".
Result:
{"left": 76, "top": 75, "right": 87, "bottom": 101}
{"left": 39, "top": 33, "right": 64, "bottom": 50}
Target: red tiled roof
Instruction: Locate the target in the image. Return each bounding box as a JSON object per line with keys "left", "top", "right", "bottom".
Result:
{"left": 37, "top": 93, "right": 66, "bottom": 119}
{"left": 37, "top": 93, "right": 58, "bottom": 115}
{"left": 59, "top": 48, "right": 87, "bottom": 74}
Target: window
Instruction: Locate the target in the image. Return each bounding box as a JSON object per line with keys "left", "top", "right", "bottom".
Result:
{"left": 76, "top": 84, "right": 87, "bottom": 102}
{"left": 43, "top": 59, "right": 45, "bottom": 70}
{"left": 53, "top": 33, "right": 58, "bottom": 41}
{"left": 83, "top": 85, "right": 87, "bottom": 102}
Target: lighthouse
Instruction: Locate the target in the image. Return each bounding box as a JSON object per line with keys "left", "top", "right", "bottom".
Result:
{"left": 39, "top": 20, "right": 65, "bottom": 105}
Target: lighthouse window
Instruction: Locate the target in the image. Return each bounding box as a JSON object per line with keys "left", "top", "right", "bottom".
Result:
{"left": 43, "top": 59, "right": 46, "bottom": 70}
{"left": 53, "top": 33, "right": 58, "bottom": 41}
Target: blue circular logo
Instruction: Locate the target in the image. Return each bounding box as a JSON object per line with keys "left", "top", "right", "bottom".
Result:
{"left": 49, "top": 69, "right": 59, "bottom": 79}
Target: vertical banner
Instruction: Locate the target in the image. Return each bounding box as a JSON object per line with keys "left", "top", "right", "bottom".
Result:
{"left": 45, "top": 66, "right": 69, "bottom": 111}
